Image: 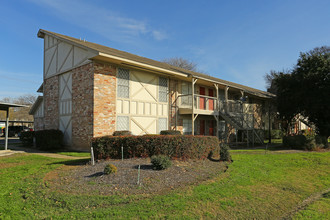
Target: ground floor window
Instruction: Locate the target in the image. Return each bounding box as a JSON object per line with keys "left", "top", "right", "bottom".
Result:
{"left": 183, "top": 119, "right": 192, "bottom": 135}
{"left": 158, "top": 118, "right": 167, "bottom": 133}
{"left": 117, "top": 116, "right": 129, "bottom": 131}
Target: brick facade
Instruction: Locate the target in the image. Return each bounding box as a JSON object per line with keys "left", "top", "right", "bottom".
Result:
{"left": 34, "top": 118, "right": 44, "bottom": 130}
{"left": 169, "top": 78, "right": 184, "bottom": 133}
{"left": 71, "top": 62, "right": 94, "bottom": 150}
{"left": 43, "top": 75, "right": 59, "bottom": 129}
{"left": 41, "top": 61, "right": 117, "bottom": 150}
{"left": 93, "top": 62, "right": 117, "bottom": 137}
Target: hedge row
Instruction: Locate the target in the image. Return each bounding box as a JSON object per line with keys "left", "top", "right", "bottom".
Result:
{"left": 283, "top": 134, "right": 329, "bottom": 150}
{"left": 92, "top": 135, "right": 219, "bottom": 160}
{"left": 19, "top": 129, "right": 63, "bottom": 150}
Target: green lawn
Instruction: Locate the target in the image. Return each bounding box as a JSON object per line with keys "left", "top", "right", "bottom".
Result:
{"left": 293, "top": 192, "right": 330, "bottom": 219}
{"left": 56, "top": 151, "right": 90, "bottom": 157}
{"left": 264, "top": 138, "right": 283, "bottom": 144}
{"left": 0, "top": 150, "right": 329, "bottom": 219}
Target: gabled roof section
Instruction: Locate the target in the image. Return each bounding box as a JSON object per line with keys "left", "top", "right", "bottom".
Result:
{"left": 38, "top": 29, "right": 275, "bottom": 99}
{"left": 37, "top": 83, "right": 43, "bottom": 93}
{"left": 29, "top": 96, "right": 43, "bottom": 115}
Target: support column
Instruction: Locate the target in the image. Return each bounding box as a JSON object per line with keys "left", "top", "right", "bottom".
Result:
{"left": 246, "top": 129, "right": 249, "bottom": 148}
{"left": 225, "top": 86, "right": 229, "bottom": 112}
{"left": 191, "top": 78, "right": 197, "bottom": 135}
{"left": 268, "top": 101, "right": 271, "bottom": 144}
{"left": 235, "top": 128, "right": 238, "bottom": 148}
{"left": 214, "top": 84, "right": 219, "bottom": 139}
{"left": 252, "top": 113, "right": 255, "bottom": 148}
{"left": 5, "top": 108, "right": 9, "bottom": 150}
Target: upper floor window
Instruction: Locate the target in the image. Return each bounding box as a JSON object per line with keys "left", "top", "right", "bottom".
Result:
{"left": 159, "top": 77, "right": 168, "bottom": 102}
{"left": 117, "top": 68, "right": 129, "bottom": 98}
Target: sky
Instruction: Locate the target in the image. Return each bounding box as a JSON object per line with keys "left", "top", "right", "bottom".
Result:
{"left": 0, "top": 0, "right": 329, "bottom": 99}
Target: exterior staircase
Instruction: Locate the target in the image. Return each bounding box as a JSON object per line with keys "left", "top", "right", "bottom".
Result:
{"left": 218, "top": 100, "right": 264, "bottom": 145}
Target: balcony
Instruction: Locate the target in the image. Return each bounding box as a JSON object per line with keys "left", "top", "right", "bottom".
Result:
{"left": 178, "top": 94, "right": 218, "bottom": 115}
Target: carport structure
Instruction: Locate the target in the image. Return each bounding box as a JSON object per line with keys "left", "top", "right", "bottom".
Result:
{"left": 0, "top": 102, "right": 27, "bottom": 150}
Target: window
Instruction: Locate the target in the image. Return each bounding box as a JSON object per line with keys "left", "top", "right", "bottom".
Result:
{"left": 117, "top": 68, "right": 129, "bottom": 98}
{"left": 183, "top": 119, "right": 192, "bottom": 135}
{"left": 159, "top": 77, "right": 168, "bottom": 102}
{"left": 117, "top": 116, "right": 129, "bottom": 131}
{"left": 158, "top": 118, "right": 167, "bottom": 133}
{"left": 181, "top": 82, "right": 192, "bottom": 106}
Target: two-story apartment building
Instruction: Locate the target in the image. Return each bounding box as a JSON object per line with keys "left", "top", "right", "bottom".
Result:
{"left": 30, "top": 29, "right": 275, "bottom": 150}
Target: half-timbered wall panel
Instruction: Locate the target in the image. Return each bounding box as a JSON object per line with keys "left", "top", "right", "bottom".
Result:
{"left": 116, "top": 69, "right": 169, "bottom": 135}
{"left": 43, "top": 35, "right": 92, "bottom": 79}
{"left": 59, "top": 72, "right": 72, "bottom": 145}
{"left": 34, "top": 100, "right": 44, "bottom": 118}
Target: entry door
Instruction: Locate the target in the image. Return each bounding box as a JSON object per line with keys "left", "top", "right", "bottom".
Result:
{"left": 208, "top": 89, "right": 214, "bottom": 110}
{"left": 200, "top": 120, "right": 205, "bottom": 135}
{"left": 209, "top": 120, "right": 214, "bottom": 136}
{"left": 199, "top": 87, "right": 205, "bottom": 110}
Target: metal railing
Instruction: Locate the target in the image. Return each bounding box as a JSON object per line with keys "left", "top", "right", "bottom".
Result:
{"left": 178, "top": 94, "right": 218, "bottom": 111}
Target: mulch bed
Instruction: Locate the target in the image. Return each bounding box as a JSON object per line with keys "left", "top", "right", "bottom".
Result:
{"left": 45, "top": 158, "right": 228, "bottom": 196}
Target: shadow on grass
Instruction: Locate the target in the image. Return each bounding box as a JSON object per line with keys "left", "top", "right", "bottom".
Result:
{"left": 85, "top": 172, "right": 104, "bottom": 178}
{"left": 49, "top": 158, "right": 90, "bottom": 166}
{"left": 133, "top": 164, "right": 154, "bottom": 170}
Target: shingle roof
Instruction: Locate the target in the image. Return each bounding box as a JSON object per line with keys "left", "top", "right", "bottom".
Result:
{"left": 38, "top": 29, "right": 275, "bottom": 99}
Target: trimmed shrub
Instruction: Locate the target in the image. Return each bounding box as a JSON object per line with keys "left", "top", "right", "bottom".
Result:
{"left": 151, "top": 155, "right": 172, "bottom": 170}
{"left": 160, "top": 130, "right": 181, "bottom": 135}
{"left": 104, "top": 164, "right": 117, "bottom": 175}
{"left": 283, "top": 134, "right": 329, "bottom": 150}
{"left": 35, "top": 130, "right": 63, "bottom": 150}
{"left": 220, "top": 143, "right": 232, "bottom": 162}
{"left": 20, "top": 131, "right": 34, "bottom": 147}
{"left": 283, "top": 135, "right": 306, "bottom": 149}
{"left": 113, "top": 131, "right": 132, "bottom": 136}
{"left": 92, "top": 135, "right": 219, "bottom": 160}
{"left": 315, "top": 135, "right": 329, "bottom": 148}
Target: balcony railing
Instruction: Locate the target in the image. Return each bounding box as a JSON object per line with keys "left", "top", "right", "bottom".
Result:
{"left": 219, "top": 100, "right": 256, "bottom": 114}
{"left": 179, "top": 94, "right": 218, "bottom": 111}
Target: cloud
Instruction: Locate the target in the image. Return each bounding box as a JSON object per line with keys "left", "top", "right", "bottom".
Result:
{"left": 152, "top": 30, "right": 167, "bottom": 41}
{"left": 29, "top": 0, "right": 167, "bottom": 43}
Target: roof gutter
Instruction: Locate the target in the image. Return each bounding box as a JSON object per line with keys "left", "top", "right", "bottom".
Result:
{"left": 189, "top": 74, "right": 275, "bottom": 98}
{"left": 98, "top": 52, "right": 188, "bottom": 78}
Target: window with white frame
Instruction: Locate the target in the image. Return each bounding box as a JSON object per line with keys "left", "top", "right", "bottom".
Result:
{"left": 117, "top": 68, "right": 129, "bottom": 98}
{"left": 159, "top": 77, "right": 168, "bottom": 102}
{"left": 117, "top": 116, "right": 129, "bottom": 131}
{"left": 181, "top": 82, "right": 192, "bottom": 106}
{"left": 158, "top": 118, "right": 167, "bottom": 133}
{"left": 183, "top": 119, "right": 192, "bottom": 135}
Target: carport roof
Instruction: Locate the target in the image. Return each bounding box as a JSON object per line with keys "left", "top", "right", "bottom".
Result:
{"left": 0, "top": 102, "right": 27, "bottom": 111}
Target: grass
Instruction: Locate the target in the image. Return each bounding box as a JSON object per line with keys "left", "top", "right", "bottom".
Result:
{"left": 0, "top": 150, "right": 329, "bottom": 219}
{"left": 56, "top": 151, "right": 90, "bottom": 157}
{"left": 293, "top": 192, "right": 330, "bottom": 219}
{"left": 264, "top": 138, "right": 283, "bottom": 144}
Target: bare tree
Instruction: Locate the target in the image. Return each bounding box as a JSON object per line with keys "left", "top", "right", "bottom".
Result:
{"left": 162, "top": 57, "right": 198, "bottom": 72}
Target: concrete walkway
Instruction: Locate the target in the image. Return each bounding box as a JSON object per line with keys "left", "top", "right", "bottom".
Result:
{"left": 0, "top": 145, "right": 89, "bottom": 160}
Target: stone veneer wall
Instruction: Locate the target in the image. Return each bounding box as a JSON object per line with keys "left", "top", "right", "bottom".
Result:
{"left": 34, "top": 118, "right": 44, "bottom": 131}
{"left": 93, "top": 62, "right": 117, "bottom": 137}
{"left": 71, "top": 62, "right": 94, "bottom": 150}
{"left": 43, "top": 76, "right": 59, "bottom": 129}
